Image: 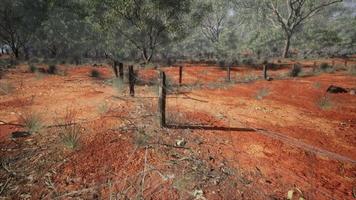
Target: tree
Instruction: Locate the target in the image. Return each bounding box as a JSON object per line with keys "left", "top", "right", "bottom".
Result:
{"left": 0, "top": 0, "right": 47, "bottom": 59}
{"left": 237, "top": 0, "right": 343, "bottom": 58}
{"left": 90, "top": 0, "right": 198, "bottom": 63}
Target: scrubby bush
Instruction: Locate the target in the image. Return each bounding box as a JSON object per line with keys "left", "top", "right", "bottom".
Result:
{"left": 242, "top": 58, "right": 255, "bottom": 66}
{"left": 348, "top": 65, "right": 356, "bottom": 76}
{"left": 218, "top": 60, "right": 225, "bottom": 68}
{"left": 289, "top": 64, "right": 302, "bottom": 77}
{"left": 319, "top": 63, "right": 334, "bottom": 73}
{"left": 48, "top": 64, "right": 57, "bottom": 74}
{"left": 90, "top": 69, "right": 101, "bottom": 78}
{"left": 29, "top": 64, "right": 37, "bottom": 73}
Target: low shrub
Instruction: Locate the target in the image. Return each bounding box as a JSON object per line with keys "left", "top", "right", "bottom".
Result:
{"left": 348, "top": 65, "right": 356, "bottom": 76}
{"left": 48, "top": 64, "right": 57, "bottom": 74}
{"left": 242, "top": 58, "right": 255, "bottom": 66}
{"left": 319, "top": 63, "right": 334, "bottom": 73}
{"left": 289, "top": 64, "right": 302, "bottom": 77}
{"left": 316, "top": 96, "right": 333, "bottom": 110}
{"left": 29, "top": 64, "right": 38, "bottom": 73}
{"left": 90, "top": 69, "right": 101, "bottom": 78}
{"left": 217, "top": 60, "right": 225, "bottom": 68}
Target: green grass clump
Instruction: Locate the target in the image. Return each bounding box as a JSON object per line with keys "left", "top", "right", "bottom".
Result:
{"left": 112, "top": 78, "right": 125, "bottom": 93}
{"left": 317, "top": 96, "right": 333, "bottom": 110}
{"left": 29, "top": 64, "right": 38, "bottom": 73}
{"left": 0, "top": 81, "right": 14, "bottom": 95}
{"left": 90, "top": 69, "right": 101, "bottom": 78}
{"left": 19, "top": 111, "right": 44, "bottom": 134}
{"left": 319, "top": 63, "right": 334, "bottom": 73}
{"left": 255, "top": 88, "right": 269, "bottom": 100}
{"left": 61, "top": 125, "right": 81, "bottom": 149}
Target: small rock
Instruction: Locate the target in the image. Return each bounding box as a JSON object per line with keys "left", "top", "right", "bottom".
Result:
{"left": 266, "top": 77, "right": 273, "bottom": 81}
{"left": 350, "top": 89, "right": 355, "bottom": 95}
{"left": 175, "top": 139, "right": 187, "bottom": 147}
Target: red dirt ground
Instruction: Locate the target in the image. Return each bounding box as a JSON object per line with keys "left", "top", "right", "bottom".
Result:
{"left": 0, "top": 59, "right": 355, "bottom": 199}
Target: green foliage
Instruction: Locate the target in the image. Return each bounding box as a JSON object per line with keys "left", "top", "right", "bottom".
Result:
{"left": 61, "top": 126, "right": 81, "bottom": 149}
{"left": 97, "top": 102, "right": 110, "bottom": 115}
{"left": 59, "top": 108, "right": 81, "bottom": 149}
{"left": 19, "top": 111, "right": 44, "bottom": 134}
{"left": 112, "top": 78, "right": 125, "bottom": 93}
{"left": 319, "top": 63, "right": 334, "bottom": 73}
{"left": 289, "top": 64, "right": 302, "bottom": 77}
{"left": 29, "top": 65, "right": 38, "bottom": 73}
{"left": 317, "top": 96, "right": 333, "bottom": 110}
{"left": 48, "top": 64, "right": 57, "bottom": 74}
{"left": 90, "top": 69, "right": 101, "bottom": 78}
{"left": 255, "top": 88, "right": 269, "bottom": 100}
{"left": 348, "top": 65, "right": 356, "bottom": 76}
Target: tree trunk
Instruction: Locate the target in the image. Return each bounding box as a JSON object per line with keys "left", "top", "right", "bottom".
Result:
{"left": 283, "top": 35, "right": 291, "bottom": 58}
{"left": 13, "top": 48, "right": 19, "bottom": 59}
{"left": 142, "top": 48, "right": 153, "bottom": 64}
{"left": 119, "top": 62, "right": 124, "bottom": 80}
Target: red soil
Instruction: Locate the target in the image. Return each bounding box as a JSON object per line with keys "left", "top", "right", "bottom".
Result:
{"left": 0, "top": 59, "right": 355, "bottom": 199}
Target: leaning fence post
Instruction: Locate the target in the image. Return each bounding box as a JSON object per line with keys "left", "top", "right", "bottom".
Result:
{"left": 119, "top": 62, "right": 124, "bottom": 80}
{"left": 128, "top": 65, "right": 135, "bottom": 97}
{"left": 159, "top": 71, "right": 166, "bottom": 127}
{"left": 263, "top": 64, "right": 268, "bottom": 80}
{"left": 179, "top": 66, "right": 183, "bottom": 86}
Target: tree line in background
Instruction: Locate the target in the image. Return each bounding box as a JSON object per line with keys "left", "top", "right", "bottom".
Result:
{"left": 0, "top": 0, "right": 355, "bottom": 64}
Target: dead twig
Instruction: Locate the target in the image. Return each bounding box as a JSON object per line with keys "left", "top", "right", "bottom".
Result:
{"left": 0, "top": 177, "right": 11, "bottom": 195}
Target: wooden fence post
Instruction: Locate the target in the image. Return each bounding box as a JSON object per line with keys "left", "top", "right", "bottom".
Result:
{"left": 227, "top": 64, "right": 231, "bottom": 82}
{"left": 263, "top": 64, "right": 268, "bottom": 80}
{"left": 332, "top": 60, "right": 335, "bottom": 68}
{"left": 179, "top": 66, "right": 183, "bottom": 86}
{"left": 344, "top": 60, "right": 348, "bottom": 68}
{"left": 113, "top": 61, "right": 119, "bottom": 78}
{"left": 159, "top": 71, "right": 166, "bottom": 127}
{"left": 128, "top": 65, "right": 135, "bottom": 97}
{"left": 119, "top": 62, "right": 124, "bottom": 80}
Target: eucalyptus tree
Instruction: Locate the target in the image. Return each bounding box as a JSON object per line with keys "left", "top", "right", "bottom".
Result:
{"left": 89, "top": 0, "right": 200, "bottom": 64}
{"left": 0, "top": 0, "right": 47, "bottom": 59}
{"left": 236, "top": 0, "right": 343, "bottom": 58}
